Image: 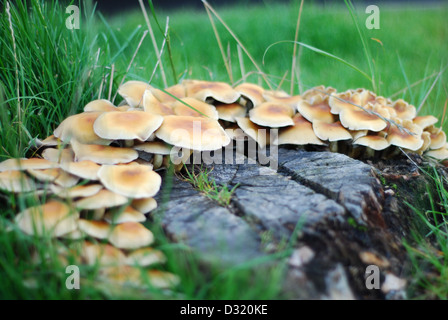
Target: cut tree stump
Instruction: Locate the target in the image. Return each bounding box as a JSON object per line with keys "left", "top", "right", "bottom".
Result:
{"left": 153, "top": 147, "right": 442, "bottom": 300}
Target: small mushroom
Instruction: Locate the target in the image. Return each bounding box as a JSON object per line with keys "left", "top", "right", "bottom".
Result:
{"left": 425, "top": 126, "right": 447, "bottom": 150}
{"left": 150, "top": 83, "right": 186, "bottom": 103}
{"left": 71, "top": 139, "right": 139, "bottom": 165}
{"left": 0, "top": 170, "right": 36, "bottom": 192}
{"left": 108, "top": 222, "right": 154, "bottom": 249}
{"left": 42, "top": 148, "right": 74, "bottom": 164}
{"left": 97, "top": 164, "right": 162, "bottom": 199}
{"left": 215, "top": 103, "right": 247, "bottom": 123}
{"left": 59, "top": 160, "right": 101, "bottom": 181}
{"left": 413, "top": 115, "right": 438, "bottom": 130}
{"left": 143, "top": 90, "right": 175, "bottom": 116}
{"left": 81, "top": 241, "right": 126, "bottom": 266}
{"left": 131, "top": 197, "right": 157, "bottom": 214}
{"left": 425, "top": 144, "right": 448, "bottom": 160}
{"left": 235, "top": 117, "right": 271, "bottom": 148}
{"left": 312, "top": 120, "right": 352, "bottom": 142}
{"left": 104, "top": 206, "right": 146, "bottom": 224}
{"left": 117, "top": 80, "right": 151, "bottom": 108}
{"left": 15, "top": 200, "right": 78, "bottom": 237}
{"left": 93, "top": 110, "right": 164, "bottom": 142}
{"left": 234, "top": 82, "right": 265, "bottom": 108}
{"left": 75, "top": 189, "right": 128, "bottom": 210}
{"left": 183, "top": 79, "right": 240, "bottom": 104}
{"left": 249, "top": 102, "right": 295, "bottom": 128}
{"left": 387, "top": 119, "right": 424, "bottom": 151}
{"left": 172, "top": 97, "right": 219, "bottom": 119}
{"left": 275, "top": 114, "right": 325, "bottom": 146}
{"left": 84, "top": 99, "right": 119, "bottom": 113}
{"left": 297, "top": 94, "right": 335, "bottom": 124}
{"left": 353, "top": 134, "right": 390, "bottom": 151}
{"left": 391, "top": 99, "right": 416, "bottom": 120}
{"left": 125, "top": 247, "right": 166, "bottom": 267}
{"left": 50, "top": 184, "right": 103, "bottom": 199}
{"left": 338, "top": 103, "right": 388, "bottom": 132}
{"left": 78, "top": 219, "right": 112, "bottom": 239}
{"left": 0, "top": 158, "right": 57, "bottom": 172}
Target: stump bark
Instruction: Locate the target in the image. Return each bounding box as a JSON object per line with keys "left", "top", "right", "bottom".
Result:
{"left": 153, "top": 147, "right": 441, "bottom": 299}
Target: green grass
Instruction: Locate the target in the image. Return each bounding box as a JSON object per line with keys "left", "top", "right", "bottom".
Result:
{"left": 0, "top": 0, "right": 447, "bottom": 299}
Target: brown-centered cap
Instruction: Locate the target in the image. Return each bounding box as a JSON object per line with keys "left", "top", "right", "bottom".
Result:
{"left": 301, "top": 85, "right": 337, "bottom": 101}
{"left": 0, "top": 158, "right": 57, "bottom": 172}
{"left": 235, "top": 117, "right": 270, "bottom": 148}
{"left": 275, "top": 114, "right": 325, "bottom": 146}
{"left": 78, "top": 219, "right": 112, "bottom": 239}
{"left": 97, "top": 164, "right": 161, "bottom": 199}
{"left": 143, "top": 89, "right": 175, "bottom": 116}
{"left": 387, "top": 119, "right": 424, "bottom": 151}
{"left": 15, "top": 200, "right": 78, "bottom": 237}
{"left": 353, "top": 134, "right": 390, "bottom": 151}
{"left": 329, "top": 89, "right": 377, "bottom": 115}
{"left": 150, "top": 83, "right": 186, "bottom": 103}
{"left": 93, "top": 110, "right": 164, "bottom": 142}
{"left": 0, "top": 170, "right": 35, "bottom": 192}
{"left": 249, "top": 102, "right": 295, "bottom": 127}
{"left": 391, "top": 99, "right": 416, "bottom": 120}
{"left": 413, "top": 115, "right": 438, "bottom": 130}
{"left": 216, "top": 103, "right": 247, "bottom": 123}
{"left": 183, "top": 79, "right": 240, "bottom": 104}
{"left": 172, "top": 97, "right": 219, "bottom": 119}
{"left": 42, "top": 148, "right": 74, "bottom": 164}
{"left": 425, "top": 125, "right": 447, "bottom": 150}
{"left": 155, "top": 115, "right": 231, "bottom": 151}
{"left": 416, "top": 131, "right": 431, "bottom": 155}
{"left": 125, "top": 247, "right": 166, "bottom": 267}
{"left": 84, "top": 99, "right": 119, "bottom": 112}
{"left": 312, "top": 120, "right": 352, "bottom": 142}
{"left": 297, "top": 95, "right": 334, "bottom": 124}
{"left": 50, "top": 184, "right": 103, "bottom": 198}
{"left": 104, "top": 206, "right": 146, "bottom": 224}
{"left": 53, "top": 112, "right": 111, "bottom": 145}
{"left": 75, "top": 189, "right": 128, "bottom": 210}
{"left": 108, "top": 222, "right": 154, "bottom": 249}
{"left": 263, "top": 94, "right": 302, "bottom": 110}
{"left": 234, "top": 82, "right": 265, "bottom": 108}
{"left": 425, "top": 144, "right": 448, "bottom": 160}
{"left": 339, "top": 103, "right": 388, "bottom": 132}
{"left": 117, "top": 80, "right": 151, "bottom": 108}
{"left": 59, "top": 160, "right": 101, "bottom": 181}
{"left": 71, "top": 139, "right": 139, "bottom": 165}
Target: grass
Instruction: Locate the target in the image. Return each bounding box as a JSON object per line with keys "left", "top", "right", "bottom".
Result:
{"left": 0, "top": 0, "right": 447, "bottom": 299}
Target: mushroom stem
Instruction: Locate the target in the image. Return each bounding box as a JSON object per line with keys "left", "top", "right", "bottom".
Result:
{"left": 364, "top": 147, "right": 375, "bottom": 159}
{"left": 381, "top": 146, "right": 401, "bottom": 160}
{"left": 124, "top": 140, "right": 134, "bottom": 148}
{"left": 329, "top": 141, "right": 338, "bottom": 153}
{"left": 152, "top": 154, "right": 164, "bottom": 170}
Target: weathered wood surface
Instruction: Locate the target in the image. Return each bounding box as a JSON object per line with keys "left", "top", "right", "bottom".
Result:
{"left": 154, "top": 147, "right": 438, "bottom": 299}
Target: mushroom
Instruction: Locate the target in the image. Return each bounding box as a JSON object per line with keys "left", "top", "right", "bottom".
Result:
{"left": 81, "top": 241, "right": 126, "bottom": 266}
{"left": 215, "top": 103, "right": 247, "bottom": 123}
{"left": 125, "top": 247, "right": 166, "bottom": 267}
{"left": 108, "top": 222, "right": 154, "bottom": 249}
{"left": 131, "top": 197, "right": 157, "bottom": 214}
{"left": 413, "top": 115, "right": 438, "bottom": 130}
{"left": 416, "top": 131, "right": 432, "bottom": 155}
{"left": 312, "top": 120, "right": 352, "bottom": 152}
{"left": 93, "top": 110, "right": 164, "bottom": 142}
{"left": 104, "top": 206, "right": 146, "bottom": 224}
{"left": 117, "top": 80, "right": 151, "bottom": 108}
{"left": 425, "top": 126, "right": 447, "bottom": 150}
{"left": 235, "top": 117, "right": 271, "bottom": 148}
{"left": 171, "top": 97, "right": 219, "bottom": 119}
{"left": 425, "top": 143, "right": 448, "bottom": 160}
{"left": 387, "top": 119, "right": 424, "bottom": 151}
{"left": 14, "top": 200, "right": 78, "bottom": 237}
{"left": 97, "top": 164, "right": 162, "bottom": 199}
{"left": 78, "top": 219, "right": 112, "bottom": 239}
{"left": 50, "top": 184, "right": 103, "bottom": 199}
{"left": 53, "top": 112, "right": 111, "bottom": 145}
{"left": 71, "top": 139, "right": 139, "bottom": 165}
{"left": 42, "top": 148, "right": 74, "bottom": 164}
{"left": 301, "top": 85, "right": 337, "bottom": 101}
{"left": 75, "top": 189, "right": 128, "bottom": 210}
{"left": 183, "top": 79, "right": 240, "bottom": 104}
{"left": 59, "top": 160, "right": 101, "bottom": 181}
{"left": 0, "top": 158, "right": 57, "bottom": 172}
{"left": 297, "top": 94, "right": 335, "bottom": 124}
{"left": 155, "top": 115, "right": 231, "bottom": 151}
{"left": 143, "top": 90, "right": 175, "bottom": 116}
{"left": 353, "top": 133, "right": 390, "bottom": 152}
{"left": 391, "top": 99, "right": 417, "bottom": 120}
{"left": 275, "top": 114, "right": 325, "bottom": 146}
{"left": 150, "top": 83, "right": 186, "bottom": 103}
{"left": 83, "top": 99, "right": 119, "bottom": 113}
{"left": 0, "top": 170, "right": 36, "bottom": 192}
{"left": 249, "top": 102, "right": 295, "bottom": 127}
{"left": 234, "top": 82, "right": 265, "bottom": 108}
{"left": 338, "top": 103, "right": 388, "bottom": 132}
{"left": 263, "top": 94, "right": 302, "bottom": 110}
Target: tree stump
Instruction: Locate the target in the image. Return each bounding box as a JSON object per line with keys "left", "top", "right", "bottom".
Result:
{"left": 153, "top": 147, "right": 441, "bottom": 299}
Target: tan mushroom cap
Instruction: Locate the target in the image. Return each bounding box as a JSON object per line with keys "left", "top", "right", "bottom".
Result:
{"left": 391, "top": 99, "right": 416, "bottom": 120}
{"left": 150, "top": 83, "right": 186, "bottom": 103}
{"left": 84, "top": 99, "right": 119, "bottom": 112}
{"left": 42, "top": 148, "right": 74, "bottom": 164}
{"left": 144, "top": 270, "right": 180, "bottom": 289}
{"left": 425, "top": 144, "right": 448, "bottom": 160}
{"left": 302, "top": 85, "right": 337, "bottom": 101}
{"left": 131, "top": 197, "right": 157, "bottom": 214}
{"left": 104, "top": 206, "right": 146, "bottom": 224}
{"left": 54, "top": 112, "right": 111, "bottom": 145}
{"left": 78, "top": 219, "right": 112, "bottom": 239}
{"left": 354, "top": 134, "right": 390, "bottom": 151}
{"left": 329, "top": 89, "right": 377, "bottom": 115}
{"left": 216, "top": 103, "right": 247, "bottom": 123}
{"left": 234, "top": 82, "right": 265, "bottom": 107}
{"left": 125, "top": 247, "right": 166, "bottom": 267}
{"left": 416, "top": 131, "right": 431, "bottom": 155}
{"left": 312, "top": 120, "right": 352, "bottom": 142}
{"left": 143, "top": 90, "right": 175, "bottom": 116}
{"left": 297, "top": 95, "right": 334, "bottom": 124}
{"left": 26, "top": 168, "right": 79, "bottom": 188}
{"left": 387, "top": 119, "right": 424, "bottom": 151}
{"left": 172, "top": 97, "right": 219, "bottom": 119}
{"left": 235, "top": 117, "right": 271, "bottom": 148}
{"left": 133, "top": 141, "right": 172, "bottom": 155}
{"left": 34, "top": 135, "right": 60, "bottom": 147}
{"left": 275, "top": 114, "right": 325, "bottom": 146}
{"left": 155, "top": 115, "right": 231, "bottom": 151}
{"left": 59, "top": 160, "right": 101, "bottom": 181}
{"left": 425, "top": 126, "right": 447, "bottom": 150}
{"left": 15, "top": 200, "right": 78, "bottom": 237}
{"left": 339, "top": 103, "right": 388, "bottom": 132}
{"left": 0, "top": 158, "right": 57, "bottom": 172}
{"left": 50, "top": 184, "right": 103, "bottom": 198}
{"left": 75, "top": 189, "right": 128, "bottom": 210}
{"left": 98, "top": 164, "right": 161, "bottom": 199}
{"left": 117, "top": 80, "right": 150, "bottom": 108}
{"left": 93, "top": 110, "right": 164, "bottom": 142}
{"left": 413, "top": 115, "right": 438, "bottom": 129}
{"left": 71, "top": 139, "right": 139, "bottom": 165}
{"left": 183, "top": 79, "right": 240, "bottom": 104}
{"left": 81, "top": 241, "right": 126, "bottom": 266}
{"left": 0, "top": 170, "right": 36, "bottom": 192}
{"left": 108, "top": 222, "right": 154, "bottom": 249}
{"left": 249, "top": 102, "right": 295, "bottom": 127}
{"left": 263, "top": 94, "right": 302, "bottom": 110}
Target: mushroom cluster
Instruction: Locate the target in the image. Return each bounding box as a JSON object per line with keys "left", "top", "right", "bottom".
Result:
{"left": 0, "top": 78, "right": 446, "bottom": 289}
